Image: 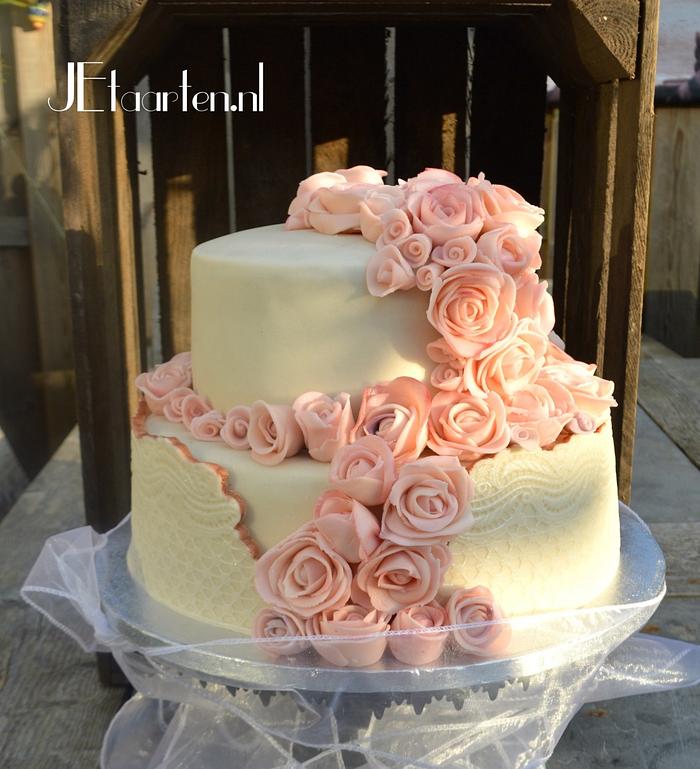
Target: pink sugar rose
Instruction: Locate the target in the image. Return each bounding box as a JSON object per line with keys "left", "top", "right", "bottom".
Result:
{"left": 427, "top": 339, "right": 466, "bottom": 391}
{"left": 220, "top": 405, "right": 251, "bottom": 450}
{"left": 248, "top": 401, "right": 305, "bottom": 466}
{"left": 539, "top": 363, "right": 616, "bottom": 428}
{"left": 286, "top": 166, "right": 386, "bottom": 234}
{"left": 313, "top": 489, "right": 380, "bottom": 563}
{"left": 286, "top": 166, "right": 386, "bottom": 232}
{"left": 463, "top": 320, "right": 548, "bottom": 399}
{"left": 162, "top": 386, "right": 196, "bottom": 423}
{"left": 403, "top": 168, "right": 463, "bottom": 194}
{"left": 351, "top": 377, "right": 431, "bottom": 464}
{"left": 415, "top": 262, "right": 445, "bottom": 291}
{"left": 467, "top": 173, "right": 544, "bottom": 234}
{"left": 398, "top": 233, "right": 432, "bottom": 268}
{"left": 359, "top": 186, "right": 408, "bottom": 242}
{"left": 254, "top": 522, "right": 352, "bottom": 618}
{"left": 566, "top": 411, "right": 597, "bottom": 434}
{"left": 366, "top": 244, "right": 416, "bottom": 297}
{"left": 329, "top": 435, "right": 397, "bottom": 506}
{"left": 381, "top": 455, "right": 474, "bottom": 546}
{"left": 427, "top": 263, "right": 517, "bottom": 359}
{"left": 389, "top": 602, "right": 449, "bottom": 665}
{"left": 189, "top": 409, "right": 226, "bottom": 441}
{"left": 407, "top": 184, "right": 484, "bottom": 245}
{"left": 292, "top": 391, "right": 354, "bottom": 463}
{"left": 447, "top": 586, "right": 511, "bottom": 656}
{"left": 475, "top": 225, "right": 542, "bottom": 280}
{"left": 430, "top": 360, "right": 465, "bottom": 392}
{"left": 253, "top": 607, "right": 308, "bottom": 658}
{"left": 378, "top": 208, "right": 413, "bottom": 246}
{"left": 431, "top": 235, "right": 477, "bottom": 268}
{"left": 135, "top": 352, "right": 192, "bottom": 414}
{"left": 506, "top": 384, "right": 573, "bottom": 450}
{"left": 428, "top": 391, "right": 510, "bottom": 462}
{"left": 352, "top": 540, "right": 451, "bottom": 613}
{"left": 306, "top": 605, "right": 390, "bottom": 668}
{"left": 515, "top": 273, "right": 555, "bottom": 336}
{"left": 181, "top": 392, "right": 213, "bottom": 429}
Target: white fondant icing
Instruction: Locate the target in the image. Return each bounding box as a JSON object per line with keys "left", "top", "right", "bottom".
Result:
{"left": 190, "top": 225, "right": 435, "bottom": 412}
{"left": 131, "top": 419, "right": 620, "bottom": 632}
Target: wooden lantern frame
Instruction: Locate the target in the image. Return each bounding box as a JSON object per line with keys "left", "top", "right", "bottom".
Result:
{"left": 56, "top": 0, "right": 660, "bottom": 535}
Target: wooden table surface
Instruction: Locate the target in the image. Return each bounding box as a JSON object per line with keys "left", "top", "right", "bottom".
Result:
{"left": 1, "top": 427, "right": 698, "bottom": 769}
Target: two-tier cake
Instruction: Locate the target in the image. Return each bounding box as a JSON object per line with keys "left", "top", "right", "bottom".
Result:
{"left": 128, "top": 166, "right": 620, "bottom": 667}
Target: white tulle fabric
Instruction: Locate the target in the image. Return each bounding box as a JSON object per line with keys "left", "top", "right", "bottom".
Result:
{"left": 21, "top": 512, "right": 700, "bottom": 769}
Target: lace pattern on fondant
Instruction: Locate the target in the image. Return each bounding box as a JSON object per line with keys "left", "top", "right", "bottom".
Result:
{"left": 129, "top": 433, "right": 264, "bottom": 633}
{"left": 445, "top": 425, "right": 620, "bottom": 616}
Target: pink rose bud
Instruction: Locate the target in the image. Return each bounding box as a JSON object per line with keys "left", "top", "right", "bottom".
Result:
{"left": 306, "top": 605, "right": 390, "bottom": 668}
{"left": 292, "top": 391, "right": 354, "bottom": 463}
{"left": 181, "top": 392, "right": 213, "bottom": 429}
{"left": 162, "top": 386, "right": 196, "bottom": 423}
{"left": 389, "top": 602, "right": 449, "bottom": 665}
{"left": 313, "top": 489, "right": 381, "bottom": 563}
{"left": 475, "top": 224, "right": 542, "bottom": 280}
{"left": 329, "top": 435, "right": 397, "bottom": 506}
{"left": 253, "top": 607, "right": 308, "bottom": 658}
{"left": 248, "top": 401, "right": 304, "bottom": 466}
{"left": 134, "top": 351, "right": 192, "bottom": 414}
{"left": 366, "top": 244, "right": 416, "bottom": 297}
{"left": 220, "top": 405, "right": 252, "bottom": 450}
{"left": 447, "top": 586, "right": 511, "bottom": 657}
{"left": 406, "top": 183, "right": 484, "bottom": 245}
{"left": 415, "top": 262, "right": 445, "bottom": 292}
{"left": 189, "top": 409, "right": 226, "bottom": 441}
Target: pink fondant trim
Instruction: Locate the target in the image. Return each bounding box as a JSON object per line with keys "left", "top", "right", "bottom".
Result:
{"left": 132, "top": 398, "right": 261, "bottom": 560}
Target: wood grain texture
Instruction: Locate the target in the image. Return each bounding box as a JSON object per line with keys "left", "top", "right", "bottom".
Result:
{"left": 644, "top": 108, "right": 700, "bottom": 357}
{"left": 532, "top": 0, "right": 639, "bottom": 86}
{"left": 470, "top": 24, "right": 547, "bottom": 204}
{"left": 310, "top": 27, "right": 386, "bottom": 173}
{"left": 58, "top": 90, "right": 133, "bottom": 533}
{"left": 603, "top": 0, "right": 661, "bottom": 501}
{"left": 554, "top": 82, "right": 618, "bottom": 371}
{"left": 11, "top": 7, "right": 76, "bottom": 453}
{"left": 637, "top": 356, "right": 700, "bottom": 471}
{"left": 0, "top": 430, "right": 125, "bottom": 769}
{"left": 150, "top": 29, "right": 230, "bottom": 356}
{"left": 0, "top": 17, "right": 47, "bottom": 477}
{"left": 394, "top": 26, "right": 469, "bottom": 179}
{"left": 229, "top": 26, "right": 306, "bottom": 229}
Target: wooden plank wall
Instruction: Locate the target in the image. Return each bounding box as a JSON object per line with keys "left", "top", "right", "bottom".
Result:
{"left": 644, "top": 107, "right": 700, "bottom": 358}
{"left": 0, "top": 8, "right": 75, "bottom": 478}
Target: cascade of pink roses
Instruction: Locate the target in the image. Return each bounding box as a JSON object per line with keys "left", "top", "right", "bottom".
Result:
{"left": 133, "top": 165, "right": 619, "bottom": 667}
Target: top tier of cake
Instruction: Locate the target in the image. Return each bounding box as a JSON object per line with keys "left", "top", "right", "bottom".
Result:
{"left": 191, "top": 224, "right": 435, "bottom": 411}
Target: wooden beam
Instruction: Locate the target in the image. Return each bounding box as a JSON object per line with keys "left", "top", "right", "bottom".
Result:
{"left": 470, "top": 24, "right": 548, "bottom": 203}
{"left": 554, "top": 82, "right": 618, "bottom": 370}
{"left": 394, "top": 26, "right": 470, "bottom": 179}
{"left": 229, "top": 26, "right": 307, "bottom": 229}
{"left": 532, "top": 0, "right": 639, "bottom": 86}
{"left": 11, "top": 7, "right": 76, "bottom": 452}
{"left": 310, "top": 26, "right": 386, "bottom": 174}
{"left": 150, "top": 28, "right": 230, "bottom": 356}
{"left": 603, "top": 0, "right": 661, "bottom": 501}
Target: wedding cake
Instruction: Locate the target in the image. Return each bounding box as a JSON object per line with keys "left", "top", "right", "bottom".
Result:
{"left": 128, "top": 166, "right": 620, "bottom": 667}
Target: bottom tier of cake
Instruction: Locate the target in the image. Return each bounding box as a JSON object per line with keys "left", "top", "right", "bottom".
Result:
{"left": 128, "top": 415, "right": 621, "bottom": 634}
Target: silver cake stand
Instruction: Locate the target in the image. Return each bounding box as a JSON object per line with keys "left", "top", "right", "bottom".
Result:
{"left": 97, "top": 504, "right": 665, "bottom": 694}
